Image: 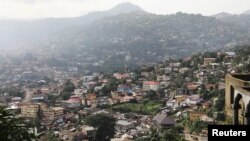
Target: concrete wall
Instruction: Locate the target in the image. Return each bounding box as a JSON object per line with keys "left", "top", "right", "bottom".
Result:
{"left": 225, "top": 74, "right": 250, "bottom": 124}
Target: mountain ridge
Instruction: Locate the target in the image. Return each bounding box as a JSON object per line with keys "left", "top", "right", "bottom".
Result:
{"left": 212, "top": 12, "right": 233, "bottom": 19}
{"left": 0, "top": 2, "right": 145, "bottom": 49}
{"left": 36, "top": 12, "right": 250, "bottom": 69}
{"left": 242, "top": 10, "right": 250, "bottom": 15}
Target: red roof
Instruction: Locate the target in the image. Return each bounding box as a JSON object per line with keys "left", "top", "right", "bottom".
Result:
{"left": 186, "top": 83, "right": 199, "bottom": 90}
{"left": 66, "top": 96, "right": 81, "bottom": 103}
{"left": 86, "top": 93, "right": 97, "bottom": 100}
{"left": 144, "top": 81, "right": 160, "bottom": 85}
{"left": 66, "top": 99, "right": 81, "bottom": 103}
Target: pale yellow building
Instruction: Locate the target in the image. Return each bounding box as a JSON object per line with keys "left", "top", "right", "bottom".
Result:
{"left": 21, "top": 104, "right": 40, "bottom": 118}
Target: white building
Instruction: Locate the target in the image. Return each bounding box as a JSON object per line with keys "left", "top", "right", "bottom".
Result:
{"left": 186, "top": 95, "right": 203, "bottom": 105}
{"left": 143, "top": 81, "right": 160, "bottom": 91}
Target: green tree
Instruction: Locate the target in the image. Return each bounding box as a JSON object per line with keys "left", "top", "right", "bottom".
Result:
{"left": 0, "top": 87, "right": 25, "bottom": 98}
{"left": 206, "top": 74, "right": 219, "bottom": 84}
{"left": 61, "top": 92, "right": 71, "bottom": 100}
{"left": 47, "top": 131, "right": 58, "bottom": 141}
{"left": 187, "top": 119, "right": 208, "bottom": 133}
{"left": 84, "top": 113, "right": 116, "bottom": 141}
{"left": 214, "top": 95, "right": 225, "bottom": 111}
{"left": 203, "top": 52, "right": 217, "bottom": 58}
{"left": 0, "top": 106, "right": 36, "bottom": 141}
{"left": 47, "top": 94, "right": 57, "bottom": 101}
{"left": 215, "top": 112, "right": 225, "bottom": 121}
{"left": 102, "top": 78, "right": 118, "bottom": 93}
{"left": 161, "top": 128, "right": 181, "bottom": 141}
{"left": 146, "top": 127, "right": 184, "bottom": 141}
{"left": 60, "top": 80, "right": 75, "bottom": 100}
{"left": 63, "top": 80, "right": 75, "bottom": 93}
{"left": 144, "top": 90, "right": 158, "bottom": 100}
{"left": 148, "top": 128, "right": 160, "bottom": 141}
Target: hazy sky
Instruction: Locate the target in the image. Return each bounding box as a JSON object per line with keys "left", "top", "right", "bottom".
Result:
{"left": 0, "top": 0, "right": 250, "bottom": 20}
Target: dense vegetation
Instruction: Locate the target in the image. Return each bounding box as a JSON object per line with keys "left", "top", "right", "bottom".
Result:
{"left": 0, "top": 107, "right": 36, "bottom": 141}
{"left": 36, "top": 12, "right": 250, "bottom": 72}
{"left": 84, "top": 113, "right": 116, "bottom": 141}
{"left": 60, "top": 80, "right": 76, "bottom": 100}
{"left": 112, "top": 101, "right": 163, "bottom": 115}
{"left": 0, "top": 87, "right": 25, "bottom": 98}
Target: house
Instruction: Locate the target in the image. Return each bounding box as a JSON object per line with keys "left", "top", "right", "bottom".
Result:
{"left": 84, "top": 93, "right": 97, "bottom": 108}
{"left": 153, "top": 113, "right": 176, "bottom": 128}
{"left": 111, "top": 134, "right": 133, "bottom": 141}
{"left": 176, "top": 88, "right": 193, "bottom": 95}
{"left": 225, "top": 52, "right": 236, "bottom": 57}
{"left": 81, "top": 125, "right": 96, "bottom": 139}
{"left": 120, "top": 96, "right": 136, "bottom": 103}
{"left": 12, "top": 97, "right": 22, "bottom": 102}
{"left": 113, "top": 73, "right": 130, "bottom": 80}
{"left": 218, "top": 82, "right": 225, "bottom": 90}
{"left": 73, "top": 89, "right": 85, "bottom": 97}
{"left": 166, "top": 95, "right": 190, "bottom": 108}
{"left": 143, "top": 81, "right": 160, "bottom": 91}
{"left": 116, "top": 120, "right": 134, "bottom": 133}
{"left": 160, "top": 82, "right": 170, "bottom": 88}
{"left": 109, "top": 98, "right": 120, "bottom": 105}
{"left": 186, "top": 83, "right": 199, "bottom": 92}
{"left": 184, "top": 131, "right": 208, "bottom": 141}
{"left": 186, "top": 95, "right": 203, "bottom": 105}
{"left": 205, "top": 84, "right": 216, "bottom": 90}
{"left": 6, "top": 102, "right": 20, "bottom": 111}
{"left": 62, "top": 96, "right": 82, "bottom": 108}
{"left": 111, "top": 91, "right": 123, "bottom": 98}
{"left": 203, "top": 58, "right": 216, "bottom": 66}
{"left": 202, "top": 101, "right": 212, "bottom": 109}
{"left": 179, "top": 67, "right": 190, "bottom": 74}
{"left": 166, "top": 100, "right": 179, "bottom": 109}
{"left": 141, "top": 72, "right": 150, "bottom": 78}
{"left": 41, "top": 88, "right": 50, "bottom": 94}
{"left": 157, "top": 75, "right": 171, "bottom": 82}
{"left": 188, "top": 111, "right": 207, "bottom": 121}
{"left": 97, "top": 96, "right": 109, "bottom": 106}
{"left": 82, "top": 75, "right": 94, "bottom": 82}
{"left": 165, "top": 67, "right": 172, "bottom": 74}
{"left": 170, "top": 62, "right": 181, "bottom": 67}
{"left": 83, "top": 81, "right": 96, "bottom": 89}
{"left": 117, "top": 85, "right": 132, "bottom": 94}
{"left": 200, "top": 115, "right": 214, "bottom": 123}
{"left": 94, "top": 86, "right": 103, "bottom": 92}
{"left": 31, "top": 95, "right": 46, "bottom": 103}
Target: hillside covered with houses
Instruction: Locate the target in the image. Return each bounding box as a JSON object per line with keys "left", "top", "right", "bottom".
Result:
{"left": 1, "top": 45, "right": 250, "bottom": 140}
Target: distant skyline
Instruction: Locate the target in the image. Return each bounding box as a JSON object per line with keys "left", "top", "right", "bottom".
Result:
{"left": 0, "top": 0, "right": 250, "bottom": 20}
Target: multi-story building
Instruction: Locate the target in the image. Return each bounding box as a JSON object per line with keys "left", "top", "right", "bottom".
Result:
{"left": 42, "top": 107, "right": 64, "bottom": 120}
{"left": 20, "top": 104, "right": 40, "bottom": 118}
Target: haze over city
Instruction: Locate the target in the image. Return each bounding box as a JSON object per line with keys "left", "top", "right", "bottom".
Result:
{"left": 0, "top": 0, "right": 250, "bottom": 20}
{"left": 1, "top": 0, "right": 250, "bottom": 141}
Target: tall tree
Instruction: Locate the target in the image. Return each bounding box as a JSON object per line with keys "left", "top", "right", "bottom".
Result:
{"left": 84, "top": 113, "right": 116, "bottom": 141}
{"left": 0, "top": 106, "right": 36, "bottom": 141}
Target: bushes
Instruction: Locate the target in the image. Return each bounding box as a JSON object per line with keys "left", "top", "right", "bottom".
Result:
{"left": 0, "top": 87, "right": 25, "bottom": 98}
{"left": 0, "top": 106, "right": 36, "bottom": 141}
{"left": 112, "top": 101, "right": 162, "bottom": 115}
{"left": 84, "top": 113, "right": 116, "bottom": 141}
{"left": 186, "top": 119, "right": 208, "bottom": 133}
